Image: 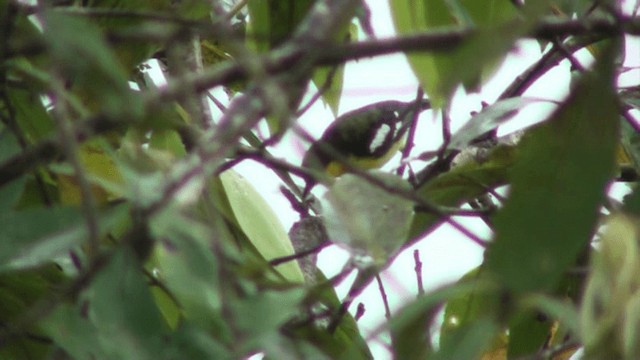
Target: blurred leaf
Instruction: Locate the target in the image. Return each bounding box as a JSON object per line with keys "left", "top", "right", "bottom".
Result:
{"left": 81, "top": 0, "right": 179, "bottom": 70}
{"left": 0, "top": 203, "right": 129, "bottom": 272}
{"left": 322, "top": 172, "right": 414, "bottom": 265}
{"left": 623, "top": 184, "right": 640, "bottom": 216}
{"left": 162, "top": 323, "right": 230, "bottom": 358}
{"left": 150, "top": 285, "right": 181, "bottom": 330}
{"left": 230, "top": 288, "right": 305, "bottom": 355}
{"left": 311, "top": 49, "right": 346, "bottom": 115}
{"left": 485, "top": 43, "right": 619, "bottom": 294}
{"left": 309, "top": 22, "right": 356, "bottom": 116}
{"left": 55, "top": 141, "right": 124, "bottom": 205}
{"left": 43, "top": 303, "right": 106, "bottom": 359}
{"left": 389, "top": 0, "right": 519, "bottom": 107}
{"left": 170, "top": 0, "right": 211, "bottom": 19}
{"left": 620, "top": 116, "right": 640, "bottom": 172}
{"left": 0, "top": 264, "right": 66, "bottom": 360}
{"left": 0, "top": 206, "right": 79, "bottom": 263}
{"left": 247, "top": 0, "right": 348, "bottom": 125}
{"left": 552, "top": 0, "right": 602, "bottom": 16}
{"left": 579, "top": 213, "right": 640, "bottom": 358}
{"left": 520, "top": 293, "right": 580, "bottom": 339}
{"left": 389, "top": 0, "right": 452, "bottom": 107}
{"left": 247, "top": 0, "right": 315, "bottom": 51}
{"left": 201, "top": 38, "right": 233, "bottom": 67}
{"left": 286, "top": 271, "right": 372, "bottom": 359}
{"left": 439, "top": 267, "right": 505, "bottom": 359}
{"left": 507, "top": 310, "right": 551, "bottom": 357}
{"left": 220, "top": 169, "right": 304, "bottom": 283}
{"left": 410, "top": 144, "right": 516, "bottom": 239}
{"left": 6, "top": 86, "right": 55, "bottom": 142}
{"left": 0, "top": 176, "right": 27, "bottom": 211}
{"left": 389, "top": 281, "right": 478, "bottom": 360}
{"left": 622, "top": 87, "right": 640, "bottom": 110}
{"left": 88, "top": 247, "right": 167, "bottom": 358}
{"left": 148, "top": 128, "right": 188, "bottom": 158}
{"left": 42, "top": 10, "right": 142, "bottom": 118}
{"left": 448, "top": 97, "right": 538, "bottom": 150}
{"left": 436, "top": 318, "right": 500, "bottom": 360}
{"left": 44, "top": 248, "right": 166, "bottom": 360}
{"left": 0, "top": 127, "right": 22, "bottom": 163}
{"left": 149, "top": 209, "right": 226, "bottom": 333}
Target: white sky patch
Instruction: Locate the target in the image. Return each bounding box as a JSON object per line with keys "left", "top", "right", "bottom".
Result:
{"left": 369, "top": 123, "right": 391, "bottom": 153}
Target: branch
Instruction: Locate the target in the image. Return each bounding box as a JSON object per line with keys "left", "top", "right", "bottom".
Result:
{"left": 2, "top": 11, "right": 636, "bottom": 188}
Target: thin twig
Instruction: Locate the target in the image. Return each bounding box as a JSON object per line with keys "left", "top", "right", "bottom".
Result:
{"left": 49, "top": 74, "right": 100, "bottom": 258}
{"left": 225, "top": 0, "right": 249, "bottom": 21}
{"left": 413, "top": 249, "right": 424, "bottom": 296}
{"left": 269, "top": 241, "right": 330, "bottom": 266}
{"left": 398, "top": 88, "right": 426, "bottom": 176}
{"left": 552, "top": 38, "right": 586, "bottom": 72}
{"left": 376, "top": 274, "right": 391, "bottom": 320}
{"left": 442, "top": 107, "right": 452, "bottom": 146}
{"left": 354, "top": 303, "right": 366, "bottom": 321}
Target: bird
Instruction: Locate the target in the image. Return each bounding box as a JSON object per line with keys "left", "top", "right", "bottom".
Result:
{"left": 301, "top": 99, "right": 431, "bottom": 184}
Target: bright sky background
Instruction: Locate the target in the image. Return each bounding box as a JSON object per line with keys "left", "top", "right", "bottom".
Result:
{"left": 222, "top": 1, "right": 640, "bottom": 359}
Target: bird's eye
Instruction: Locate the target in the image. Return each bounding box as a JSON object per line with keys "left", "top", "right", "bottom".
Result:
{"left": 393, "top": 111, "right": 400, "bottom": 118}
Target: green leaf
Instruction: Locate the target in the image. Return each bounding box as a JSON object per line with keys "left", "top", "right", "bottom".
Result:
{"left": 162, "top": 323, "right": 230, "bottom": 358}
{"left": 247, "top": 0, "right": 315, "bottom": 51}
{"left": 436, "top": 317, "right": 500, "bottom": 360}
{"left": 285, "top": 271, "right": 372, "bottom": 359}
{"left": 389, "top": 0, "right": 452, "bottom": 107}
{"left": 0, "top": 176, "right": 27, "bottom": 211}
{"left": 389, "top": 0, "right": 519, "bottom": 107}
{"left": 149, "top": 209, "right": 226, "bottom": 332}
{"left": 0, "top": 206, "right": 79, "bottom": 263}
{"left": 553, "top": 0, "right": 598, "bottom": 16}
{"left": 230, "top": 288, "right": 305, "bottom": 356}
{"left": 150, "top": 285, "right": 181, "bottom": 330}
{"left": 520, "top": 293, "right": 580, "bottom": 341}
{"left": 620, "top": 116, "right": 640, "bottom": 172}
{"left": 170, "top": 0, "right": 211, "bottom": 19}
{"left": 87, "top": 248, "right": 167, "bottom": 358}
{"left": 0, "top": 204, "right": 129, "bottom": 272}
{"left": 485, "top": 42, "right": 619, "bottom": 294}
{"left": 0, "top": 127, "right": 22, "bottom": 163}
{"left": 311, "top": 54, "right": 345, "bottom": 117}
{"left": 448, "top": 97, "right": 538, "bottom": 150}
{"left": 44, "top": 248, "right": 166, "bottom": 360}
{"left": 42, "top": 10, "right": 142, "bottom": 118}
{"left": 507, "top": 310, "right": 551, "bottom": 357}
{"left": 81, "top": 0, "right": 172, "bottom": 70}
{"left": 322, "top": 172, "right": 414, "bottom": 265}
{"left": 579, "top": 213, "right": 640, "bottom": 358}
{"left": 438, "top": 267, "right": 505, "bottom": 358}
{"left": 0, "top": 264, "right": 67, "bottom": 360}
{"left": 148, "top": 129, "right": 188, "bottom": 158}
{"left": 6, "top": 86, "right": 55, "bottom": 142}
{"left": 309, "top": 22, "right": 356, "bottom": 116}
{"left": 247, "top": 0, "right": 349, "bottom": 125}
{"left": 220, "top": 169, "right": 304, "bottom": 283}
{"left": 389, "top": 281, "right": 478, "bottom": 360}
{"left": 623, "top": 184, "right": 640, "bottom": 216}
{"left": 43, "top": 303, "right": 106, "bottom": 360}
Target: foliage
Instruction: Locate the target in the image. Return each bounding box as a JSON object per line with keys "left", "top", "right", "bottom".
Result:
{"left": 1, "top": 0, "right": 639, "bottom": 359}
